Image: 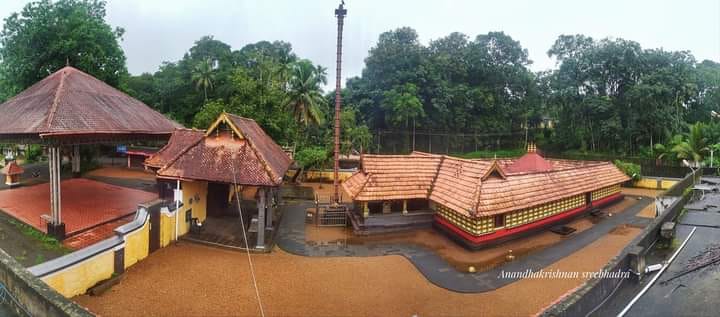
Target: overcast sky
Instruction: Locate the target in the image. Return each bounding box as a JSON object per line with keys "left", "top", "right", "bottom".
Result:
{"left": 0, "top": 0, "right": 719, "bottom": 90}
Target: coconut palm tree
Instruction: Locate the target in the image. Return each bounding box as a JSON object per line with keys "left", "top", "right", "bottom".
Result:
{"left": 671, "top": 122, "right": 709, "bottom": 167}
{"left": 286, "top": 60, "right": 326, "bottom": 127}
{"left": 192, "top": 59, "right": 215, "bottom": 101}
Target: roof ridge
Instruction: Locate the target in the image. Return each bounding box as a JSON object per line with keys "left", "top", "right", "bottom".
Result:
{"left": 352, "top": 172, "right": 372, "bottom": 200}
{"left": 156, "top": 133, "right": 205, "bottom": 174}
{"left": 229, "top": 117, "right": 281, "bottom": 185}
{"left": 45, "top": 68, "right": 68, "bottom": 130}
{"left": 426, "top": 155, "right": 445, "bottom": 199}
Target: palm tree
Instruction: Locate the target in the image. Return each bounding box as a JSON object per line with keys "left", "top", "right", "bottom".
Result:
{"left": 287, "top": 60, "right": 326, "bottom": 127}
{"left": 671, "top": 122, "right": 709, "bottom": 167}
{"left": 192, "top": 59, "right": 215, "bottom": 101}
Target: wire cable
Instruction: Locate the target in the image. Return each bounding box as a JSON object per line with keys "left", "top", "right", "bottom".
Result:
{"left": 230, "top": 161, "right": 266, "bottom": 317}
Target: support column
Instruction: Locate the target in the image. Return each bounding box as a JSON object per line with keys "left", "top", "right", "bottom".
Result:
{"left": 72, "top": 145, "right": 81, "bottom": 177}
{"left": 47, "top": 146, "right": 65, "bottom": 239}
{"left": 403, "top": 200, "right": 408, "bottom": 215}
{"left": 266, "top": 188, "right": 273, "bottom": 230}
{"left": 382, "top": 201, "right": 391, "bottom": 214}
{"left": 362, "top": 202, "right": 369, "bottom": 218}
{"left": 256, "top": 188, "right": 266, "bottom": 249}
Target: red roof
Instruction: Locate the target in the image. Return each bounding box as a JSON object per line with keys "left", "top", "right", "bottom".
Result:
{"left": 343, "top": 152, "right": 629, "bottom": 217}
{"left": 504, "top": 152, "right": 554, "bottom": 173}
{"left": 0, "top": 161, "right": 24, "bottom": 175}
{"left": 150, "top": 113, "right": 292, "bottom": 186}
{"left": 0, "top": 66, "right": 181, "bottom": 140}
{"left": 144, "top": 129, "right": 205, "bottom": 168}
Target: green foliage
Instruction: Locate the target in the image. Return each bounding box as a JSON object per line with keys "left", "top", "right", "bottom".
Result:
{"left": 0, "top": 0, "right": 127, "bottom": 93}
{"left": 24, "top": 144, "right": 43, "bottom": 163}
{"left": 613, "top": 160, "right": 641, "bottom": 181}
{"left": 287, "top": 59, "right": 327, "bottom": 127}
{"left": 294, "top": 146, "right": 329, "bottom": 170}
{"left": 7, "top": 218, "right": 68, "bottom": 252}
{"left": 455, "top": 149, "right": 526, "bottom": 159}
{"left": 193, "top": 100, "right": 227, "bottom": 129}
{"left": 192, "top": 59, "right": 216, "bottom": 100}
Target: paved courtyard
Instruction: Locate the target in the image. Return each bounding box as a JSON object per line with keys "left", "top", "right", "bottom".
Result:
{"left": 75, "top": 226, "right": 641, "bottom": 317}
{"left": 0, "top": 178, "right": 157, "bottom": 235}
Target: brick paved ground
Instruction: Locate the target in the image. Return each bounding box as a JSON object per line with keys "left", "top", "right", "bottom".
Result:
{"left": 63, "top": 215, "right": 135, "bottom": 249}
{"left": 0, "top": 178, "right": 157, "bottom": 235}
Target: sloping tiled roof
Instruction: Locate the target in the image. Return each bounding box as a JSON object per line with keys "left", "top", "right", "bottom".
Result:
{"left": 505, "top": 152, "right": 553, "bottom": 173}
{"left": 151, "top": 113, "right": 291, "bottom": 186}
{"left": 0, "top": 161, "right": 24, "bottom": 175}
{"left": 226, "top": 113, "right": 292, "bottom": 182}
{"left": 0, "top": 66, "right": 181, "bottom": 139}
{"left": 342, "top": 152, "right": 629, "bottom": 217}
{"left": 144, "top": 129, "right": 205, "bottom": 168}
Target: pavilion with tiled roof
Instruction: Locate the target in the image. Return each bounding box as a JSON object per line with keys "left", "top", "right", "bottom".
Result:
{"left": 144, "top": 112, "right": 292, "bottom": 249}
{"left": 0, "top": 66, "right": 180, "bottom": 238}
{"left": 342, "top": 144, "right": 629, "bottom": 248}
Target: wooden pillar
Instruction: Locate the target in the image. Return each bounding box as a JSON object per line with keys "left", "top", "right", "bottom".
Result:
{"left": 382, "top": 201, "right": 391, "bottom": 214}
{"left": 362, "top": 202, "right": 369, "bottom": 218}
{"left": 266, "top": 188, "right": 273, "bottom": 230}
{"left": 256, "top": 188, "right": 266, "bottom": 249}
{"left": 72, "top": 145, "right": 81, "bottom": 177}
{"left": 48, "top": 146, "right": 65, "bottom": 239}
{"left": 403, "top": 200, "right": 408, "bottom": 215}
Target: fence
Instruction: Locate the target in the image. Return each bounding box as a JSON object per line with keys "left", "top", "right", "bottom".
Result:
{"left": 373, "top": 130, "right": 529, "bottom": 155}
{"left": 542, "top": 170, "right": 701, "bottom": 316}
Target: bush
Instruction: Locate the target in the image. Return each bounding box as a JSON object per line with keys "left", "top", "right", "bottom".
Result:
{"left": 613, "top": 160, "right": 641, "bottom": 181}
{"left": 24, "top": 144, "right": 43, "bottom": 163}
{"left": 294, "top": 146, "right": 329, "bottom": 170}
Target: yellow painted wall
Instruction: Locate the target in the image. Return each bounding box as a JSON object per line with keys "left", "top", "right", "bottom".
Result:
{"left": 285, "top": 169, "right": 354, "bottom": 182}
{"left": 123, "top": 218, "right": 150, "bottom": 269}
{"left": 633, "top": 177, "right": 678, "bottom": 189}
{"left": 41, "top": 250, "right": 115, "bottom": 298}
{"left": 160, "top": 212, "right": 175, "bottom": 248}
{"left": 661, "top": 180, "right": 678, "bottom": 189}
{"left": 175, "top": 180, "right": 208, "bottom": 237}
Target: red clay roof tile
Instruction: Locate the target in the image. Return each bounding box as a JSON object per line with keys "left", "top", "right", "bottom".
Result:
{"left": 342, "top": 151, "right": 629, "bottom": 218}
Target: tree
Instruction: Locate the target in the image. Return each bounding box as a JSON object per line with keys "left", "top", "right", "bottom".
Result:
{"left": 192, "top": 59, "right": 216, "bottom": 101}
{"left": 0, "top": 0, "right": 126, "bottom": 92}
{"left": 287, "top": 59, "right": 327, "bottom": 128}
{"left": 671, "top": 123, "right": 709, "bottom": 167}
{"left": 382, "top": 83, "right": 424, "bottom": 151}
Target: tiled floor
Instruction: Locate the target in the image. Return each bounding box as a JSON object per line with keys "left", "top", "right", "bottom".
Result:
{"left": 0, "top": 178, "right": 157, "bottom": 235}
{"left": 63, "top": 215, "right": 135, "bottom": 249}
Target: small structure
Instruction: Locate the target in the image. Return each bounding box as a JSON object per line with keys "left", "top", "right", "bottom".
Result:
{"left": 0, "top": 66, "right": 180, "bottom": 238}
{"left": 1, "top": 161, "right": 24, "bottom": 187}
{"left": 342, "top": 144, "right": 630, "bottom": 249}
{"left": 145, "top": 112, "right": 292, "bottom": 250}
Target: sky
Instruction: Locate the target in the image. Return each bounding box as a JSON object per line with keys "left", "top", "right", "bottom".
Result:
{"left": 0, "top": 0, "right": 719, "bottom": 90}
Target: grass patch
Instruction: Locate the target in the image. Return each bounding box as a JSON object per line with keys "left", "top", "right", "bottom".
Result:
{"left": 453, "top": 148, "right": 525, "bottom": 159}
{"left": 7, "top": 218, "right": 69, "bottom": 253}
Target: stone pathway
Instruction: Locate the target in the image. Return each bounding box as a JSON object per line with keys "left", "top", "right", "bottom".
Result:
{"left": 276, "top": 197, "right": 652, "bottom": 293}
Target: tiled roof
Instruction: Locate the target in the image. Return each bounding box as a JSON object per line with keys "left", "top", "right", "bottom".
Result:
{"left": 0, "top": 66, "right": 181, "bottom": 139}
{"left": 342, "top": 152, "right": 629, "bottom": 217}
{"left": 152, "top": 114, "right": 291, "bottom": 186}
{"left": 144, "top": 129, "right": 205, "bottom": 168}
{"left": 226, "top": 114, "right": 292, "bottom": 182}
{"left": 0, "top": 161, "right": 24, "bottom": 175}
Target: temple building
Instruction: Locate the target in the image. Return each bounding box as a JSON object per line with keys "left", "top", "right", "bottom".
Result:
{"left": 144, "top": 112, "right": 292, "bottom": 249}
{"left": 342, "top": 145, "right": 629, "bottom": 249}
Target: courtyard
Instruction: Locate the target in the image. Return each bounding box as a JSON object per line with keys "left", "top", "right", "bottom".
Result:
{"left": 75, "top": 223, "right": 641, "bottom": 317}
{"left": 73, "top": 185, "right": 657, "bottom": 316}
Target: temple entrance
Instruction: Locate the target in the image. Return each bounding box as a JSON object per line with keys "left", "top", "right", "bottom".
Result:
{"left": 207, "top": 182, "right": 233, "bottom": 217}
